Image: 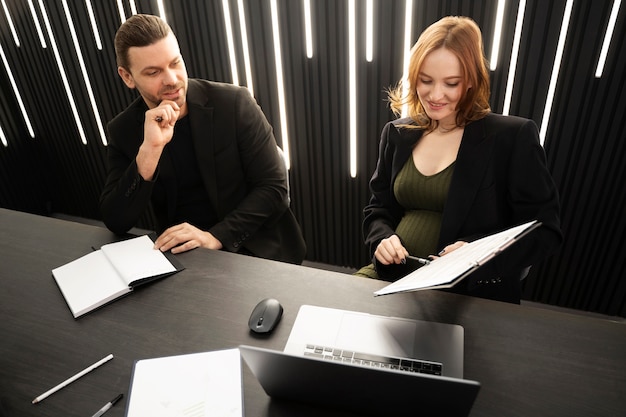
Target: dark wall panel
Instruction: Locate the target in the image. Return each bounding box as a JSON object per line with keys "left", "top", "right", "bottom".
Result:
{"left": 0, "top": 0, "right": 624, "bottom": 316}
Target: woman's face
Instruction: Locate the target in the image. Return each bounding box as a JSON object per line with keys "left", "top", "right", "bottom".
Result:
{"left": 416, "top": 48, "right": 467, "bottom": 129}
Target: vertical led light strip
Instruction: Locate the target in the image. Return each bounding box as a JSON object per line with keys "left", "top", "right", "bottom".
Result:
{"left": 27, "top": 0, "right": 47, "bottom": 48}
{"left": 0, "top": 41, "right": 35, "bottom": 138}
{"left": 401, "top": 0, "right": 414, "bottom": 117}
{"left": 222, "top": 0, "right": 239, "bottom": 86}
{"left": 503, "top": 0, "right": 526, "bottom": 115}
{"left": 304, "top": 0, "right": 313, "bottom": 58}
{"left": 157, "top": 0, "right": 167, "bottom": 23}
{"left": 85, "top": 0, "right": 103, "bottom": 50}
{"left": 116, "top": 0, "right": 126, "bottom": 24}
{"left": 38, "top": 0, "right": 87, "bottom": 144}
{"left": 595, "top": 0, "right": 621, "bottom": 78}
{"left": 1, "top": 0, "right": 20, "bottom": 47}
{"left": 270, "top": 0, "right": 291, "bottom": 169}
{"left": 490, "top": 0, "right": 506, "bottom": 71}
{"left": 237, "top": 0, "right": 255, "bottom": 96}
{"left": 539, "top": 0, "right": 574, "bottom": 145}
{"left": 117, "top": 0, "right": 138, "bottom": 23}
{"left": 366, "top": 0, "right": 374, "bottom": 62}
{"left": 0, "top": 124, "right": 7, "bottom": 147}
{"left": 61, "top": 0, "right": 107, "bottom": 145}
{"left": 349, "top": 0, "right": 357, "bottom": 177}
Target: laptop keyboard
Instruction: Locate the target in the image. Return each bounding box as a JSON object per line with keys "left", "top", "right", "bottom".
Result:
{"left": 303, "top": 344, "right": 443, "bottom": 375}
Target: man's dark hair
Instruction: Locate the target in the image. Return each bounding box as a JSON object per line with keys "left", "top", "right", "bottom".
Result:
{"left": 115, "top": 14, "right": 172, "bottom": 70}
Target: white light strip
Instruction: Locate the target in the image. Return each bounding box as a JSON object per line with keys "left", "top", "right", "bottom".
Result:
{"left": 539, "top": 0, "right": 574, "bottom": 145}
{"left": 270, "top": 0, "right": 291, "bottom": 169}
{"left": 85, "top": 0, "right": 103, "bottom": 50}
{"left": 349, "top": 0, "right": 357, "bottom": 177}
{"left": 503, "top": 0, "right": 526, "bottom": 115}
{"left": 62, "top": 0, "right": 107, "bottom": 145}
{"left": 237, "top": 0, "right": 254, "bottom": 96}
{"left": 304, "top": 0, "right": 313, "bottom": 58}
{"left": 490, "top": 0, "right": 506, "bottom": 71}
{"left": 38, "top": 0, "right": 88, "bottom": 144}
{"left": 130, "top": 0, "right": 138, "bottom": 15}
{"left": 595, "top": 0, "right": 621, "bottom": 78}
{"left": 401, "top": 0, "right": 413, "bottom": 118}
{"left": 366, "top": 0, "right": 374, "bottom": 62}
{"left": 157, "top": 0, "right": 167, "bottom": 23}
{"left": 27, "top": 0, "right": 47, "bottom": 48}
{"left": 222, "top": 0, "right": 239, "bottom": 86}
{"left": 1, "top": 0, "right": 21, "bottom": 47}
{"left": 116, "top": 0, "right": 126, "bottom": 24}
{"left": 0, "top": 123, "right": 7, "bottom": 147}
{"left": 0, "top": 41, "right": 35, "bottom": 138}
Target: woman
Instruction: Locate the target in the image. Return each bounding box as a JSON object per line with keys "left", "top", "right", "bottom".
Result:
{"left": 357, "top": 16, "right": 562, "bottom": 303}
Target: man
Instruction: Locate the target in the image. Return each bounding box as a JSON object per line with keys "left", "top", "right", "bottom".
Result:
{"left": 100, "top": 14, "right": 306, "bottom": 264}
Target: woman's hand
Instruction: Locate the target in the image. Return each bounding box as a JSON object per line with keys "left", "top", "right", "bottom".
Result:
{"left": 436, "top": 241, "right": 467, "bottom": 257}
{"left": 374, "top": 235, "right": 409, "bottom": 265}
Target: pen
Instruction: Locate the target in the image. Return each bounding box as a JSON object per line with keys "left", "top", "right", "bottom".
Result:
{"left": 32, "top": 354, "right": 114, "bottom": 404}
{"left": 91, "top": 394, "right": 123, "bottom": 417}
{"left": 406, "top": 255, "right": 431, "bottom": 265}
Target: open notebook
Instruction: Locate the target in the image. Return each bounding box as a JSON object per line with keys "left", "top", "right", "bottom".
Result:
{"left": 374, "top": 220, "right": 541, "bottom": 296}
{"left": 52, "top": 234, "right": 184, "bottom": 318}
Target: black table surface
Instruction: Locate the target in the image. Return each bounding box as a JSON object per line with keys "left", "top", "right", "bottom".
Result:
{"left": 1, "top": 208, "right": 625, "bottom": 417}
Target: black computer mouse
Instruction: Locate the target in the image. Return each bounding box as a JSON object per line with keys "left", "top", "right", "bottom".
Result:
{"left": 248, "top": 298, "right": 283, "bottom": 334}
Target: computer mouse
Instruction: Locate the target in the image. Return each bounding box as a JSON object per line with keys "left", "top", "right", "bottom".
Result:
{"left": 248, "top": 298, "right": 283, "bottom": 334}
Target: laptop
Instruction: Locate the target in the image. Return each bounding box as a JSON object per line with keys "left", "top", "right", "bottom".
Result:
{"left": 239, "top": 306, "right": 480, "bottom": 416}
{"left": 285, "top": 305, "right": 464, "bottom": 378}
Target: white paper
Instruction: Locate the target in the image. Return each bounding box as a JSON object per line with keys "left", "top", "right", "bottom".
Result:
{"left": 126, "top": 349, "right": 243, "bottom": 417}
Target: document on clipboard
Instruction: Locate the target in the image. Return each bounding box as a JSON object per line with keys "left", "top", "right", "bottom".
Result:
{"left": 374, "top": 221, "right": 541, "bottom": 296}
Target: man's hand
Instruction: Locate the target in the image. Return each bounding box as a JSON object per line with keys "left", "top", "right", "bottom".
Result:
{"left": 374, "top": 235, "right": 409, "bottom": 265}
{"left": 154, "top": 222, "right": 223, "bottom": 254}
{"left": 136, "top": 100, "right": 181, "bottom": 181}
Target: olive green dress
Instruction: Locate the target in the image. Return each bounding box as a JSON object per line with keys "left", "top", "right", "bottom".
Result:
{"left": 355, "top": 157, "right": 455, "bottom": 279}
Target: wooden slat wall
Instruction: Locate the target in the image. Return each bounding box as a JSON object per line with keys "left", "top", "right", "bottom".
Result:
{"left": 0, "top": 0, "right": 624, "bottom": 316}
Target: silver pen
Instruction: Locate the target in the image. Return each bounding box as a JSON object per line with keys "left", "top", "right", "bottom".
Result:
{"left": 91, "top": 394, "right": 123, "bottom": 417}
{"left": 406, "top": 255, "right": 431, "bottom": 265}
{"left": 32, "top": 354, "right": 114, "bottom": 404}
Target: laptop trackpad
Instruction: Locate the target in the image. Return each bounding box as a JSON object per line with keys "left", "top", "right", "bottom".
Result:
{"left": 335, "top": 313, "right": 420, "bottom": 358}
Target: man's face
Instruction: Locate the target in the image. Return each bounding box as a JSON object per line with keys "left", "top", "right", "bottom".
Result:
{"left": 118, "top": 32, "right": 188, "bottom": 114}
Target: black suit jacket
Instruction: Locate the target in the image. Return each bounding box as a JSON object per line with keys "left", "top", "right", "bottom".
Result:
{"left": 363, "top": 113, "right": 562, "bottom": 303}
{"left": 100, "top": 79, "right": 306, "bottom": 264}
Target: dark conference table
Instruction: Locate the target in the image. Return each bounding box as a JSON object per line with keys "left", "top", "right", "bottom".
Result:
{"left": 1, "top": 208, "right": 625, "bottom": 417}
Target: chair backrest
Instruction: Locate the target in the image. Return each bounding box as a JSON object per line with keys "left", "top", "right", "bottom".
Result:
{"left": 520, "top": 266, "right": 531, "bottom": 281}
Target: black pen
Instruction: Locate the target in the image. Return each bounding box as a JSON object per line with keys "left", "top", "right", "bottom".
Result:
{"left": 91, "top": 394, "right": 123, "bottom": 417}
{"left": 406, "top": 255, "right": 431, "bottom": 265}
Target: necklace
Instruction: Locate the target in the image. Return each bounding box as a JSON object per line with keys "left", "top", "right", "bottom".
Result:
{"left": 437, "top": 124, "right": 460, "bottom": 133}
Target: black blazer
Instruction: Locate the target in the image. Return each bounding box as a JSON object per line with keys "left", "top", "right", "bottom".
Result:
{"left": 363, "top": 113, "right": 562, "bottom": 303}
{"left": 100, "top": 79, "right": 306, "bottom": 264}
